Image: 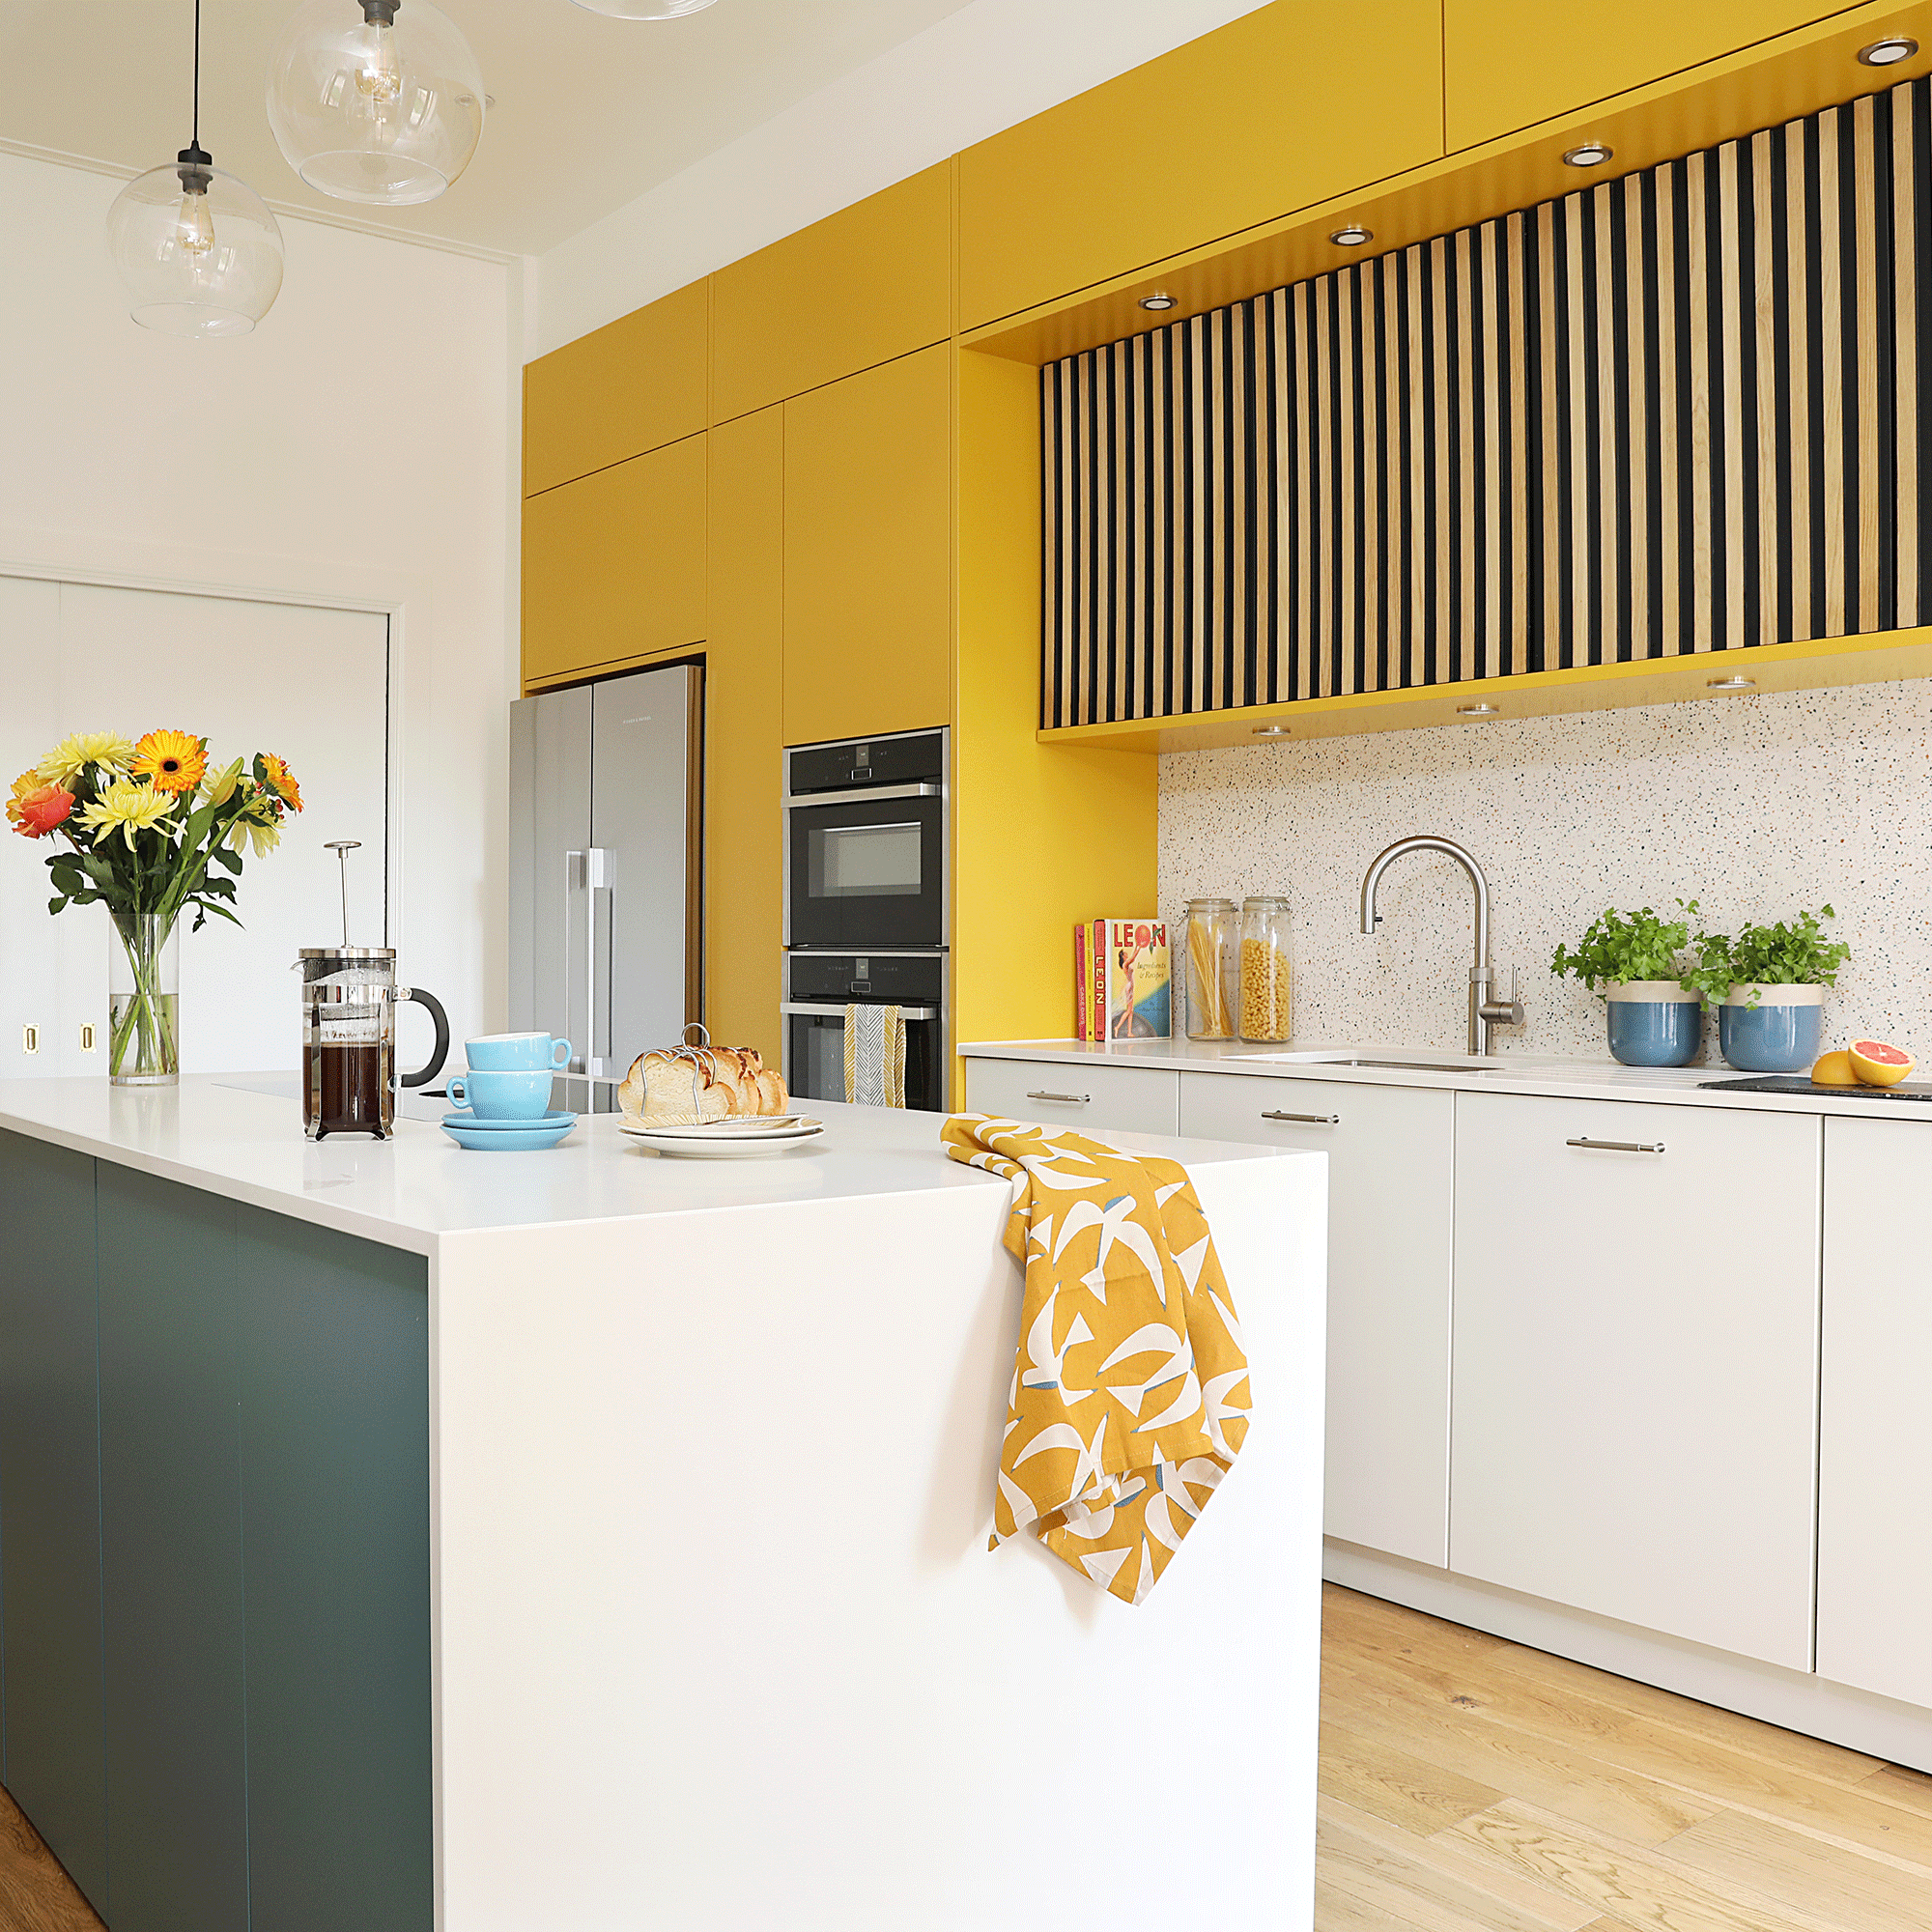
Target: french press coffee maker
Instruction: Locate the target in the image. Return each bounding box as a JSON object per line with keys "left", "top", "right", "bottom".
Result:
{"left": 298, "top": 841, "right": 449, "bottom": 1140}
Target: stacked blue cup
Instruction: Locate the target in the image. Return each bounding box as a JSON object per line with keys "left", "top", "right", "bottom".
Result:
{"left": 442, "top": 1033, "right": 576, "bottom": 1150}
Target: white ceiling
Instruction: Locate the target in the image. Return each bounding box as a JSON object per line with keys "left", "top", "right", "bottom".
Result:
{"left": 2, "top": 0, "right": 978, "bottom": 257}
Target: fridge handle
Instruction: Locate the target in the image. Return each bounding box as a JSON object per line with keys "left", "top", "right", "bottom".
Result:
{"left": 567, "top": 849, "right": 613, "bottom": 1075}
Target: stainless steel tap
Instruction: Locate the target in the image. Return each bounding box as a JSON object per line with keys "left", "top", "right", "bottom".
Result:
{"left": 1358, "top": 836, "right": 1526, "bottom": 1055}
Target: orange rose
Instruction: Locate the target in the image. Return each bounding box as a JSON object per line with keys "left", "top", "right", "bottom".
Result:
{"left": 7, "top": 774, "right": 74, "bottom": 838}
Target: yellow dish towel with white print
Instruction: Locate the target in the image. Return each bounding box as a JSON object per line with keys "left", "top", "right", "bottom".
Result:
{"left": 941, "top": 1113, "right": 1252, "bottom": 1605}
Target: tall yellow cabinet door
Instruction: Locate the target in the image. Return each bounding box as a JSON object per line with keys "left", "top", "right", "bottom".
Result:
{"left": 522, "top": 435, "right": 706, "bottom": 687}
{"left": 712, "top": 164, "right": 952, "bottom": 424}
{"left": 524, "top": 280, "right": 708, "bottom": 496}
{"left": 1445, "top": 2, "right": 1855, "bottom": 151}
{"left": 781, "top": 345, "right": 952, "bottom": 748}
{"left": 704, "top": 408, "right": 784, "bottom": 1066}
{"left": 956, "top": 0, "right": 1444, "bottom": 329}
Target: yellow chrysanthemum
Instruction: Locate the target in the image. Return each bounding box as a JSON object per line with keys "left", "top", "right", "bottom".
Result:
{"left": 259, "top": 753, "right": 303, "bottom": 812}
{"left": 36, "top": 732, "right": 133, "bottom": 784}
{"left": 228, "top": 811, "right": 283, "bottom": 860}
{"left": 130, "top": 729, "right": 208, "bottom": 796}
{"left": 78, "top": 781, "right": 177, "bottom": 850}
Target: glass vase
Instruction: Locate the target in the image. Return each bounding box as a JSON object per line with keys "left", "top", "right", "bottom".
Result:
{"left": 108, "top": 913, "right": 181, "bottom": 1086}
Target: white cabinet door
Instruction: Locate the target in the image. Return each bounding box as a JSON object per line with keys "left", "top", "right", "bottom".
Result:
{"left": 1817, "top": 1116, "right": 1932, "bottom": 1706}
{"left": 962, "top": 1057, "right": 1179, "bottom": 1137}
{"left": 1451, "top": 1092, "right": 1821, "bottom": 1670}
{"left": 1179, "top": 1072, "right": 1454, "bottom": 1567}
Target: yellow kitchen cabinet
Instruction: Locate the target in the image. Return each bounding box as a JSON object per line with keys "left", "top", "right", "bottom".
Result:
{"left": 1444, "top": 1, "right": 1859, "bottom": 151}
{"left": 522, "top": 434, "right": 707, "bottom": 688}
{"left": 703, "top": 407, "right": 784, "bottom": 1066}
{"left": 955, "top": 0, "right": 1444, "bottom": 331}
{"left": 782, "top": 345, "right": 952, "bottom": 748}
{"left": 711, "top": 163, "right": 952, "bottom": 425}
{"left": 523, "top": 280, "right": 708, "bottom": 497}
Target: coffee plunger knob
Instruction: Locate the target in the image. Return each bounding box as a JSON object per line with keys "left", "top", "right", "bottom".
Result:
{"left": 324, "top": 840, "right": 361, "bottom": 949}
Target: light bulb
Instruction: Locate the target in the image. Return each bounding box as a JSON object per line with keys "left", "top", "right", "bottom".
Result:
{"left": 176, "top": 190, "right": 215, "bottom": 258}
{"left": 354, "top": 16, "right": 403, "bottom": 102}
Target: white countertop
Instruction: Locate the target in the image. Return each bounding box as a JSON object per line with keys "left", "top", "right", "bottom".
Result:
{"left": 0, "top": 1075, "right": 1303, "bottom": 1258}
{"left": 957, "top": 1034, "right": 1932, "bottom": 1121}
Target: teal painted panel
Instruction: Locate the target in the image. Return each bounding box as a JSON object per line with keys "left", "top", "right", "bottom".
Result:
{"left": 0, "top": 1129, "right": 108, "bottom": 1915}
{"left": 235, "top": 1205, "right": 432, "bottom": 1932}
{"left": 97, "top": 1164, "right": 248, "bottom": 1932}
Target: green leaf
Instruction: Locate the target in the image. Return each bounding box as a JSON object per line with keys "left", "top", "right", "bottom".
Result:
{"left": 1549, "top": 904, "right": 1692, "bottom": 993}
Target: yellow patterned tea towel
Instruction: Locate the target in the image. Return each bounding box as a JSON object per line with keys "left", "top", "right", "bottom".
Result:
{"left": 844, "top": 1003, "right": 905, "bottom": 1107}
{"left": 941, "top": 1114, "right": 1252, "bottom": 1605}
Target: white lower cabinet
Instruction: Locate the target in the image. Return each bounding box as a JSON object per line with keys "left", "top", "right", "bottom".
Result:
{"left": 1817, "top": 1117, "right": 1932, "bottom": 1707}
{"left": 1179, "top": 1072, "right": 1454, "bottom": 1567}
{"left": 961, "top": 1056, "right": 1179, "bottom": 1137}
{"left": 1450, "top": 1092, "right": 1822, "bottom": 1671}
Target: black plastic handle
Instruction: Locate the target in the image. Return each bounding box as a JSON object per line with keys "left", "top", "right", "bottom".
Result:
{"left": 397, "top": 986, "right": 450, "bottom": 1089}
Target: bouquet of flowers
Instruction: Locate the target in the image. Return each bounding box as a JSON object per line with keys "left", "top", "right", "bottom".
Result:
{"left": 8, "top": 730, "right": 303, "bottom": 1083}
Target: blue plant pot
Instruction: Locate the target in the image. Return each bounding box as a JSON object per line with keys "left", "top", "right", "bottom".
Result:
{"left": 1605, "top": 990, "right": 1702, "bottom": 1067}
{"left": 1719, "top": 995, "right": 1826, "bottom": 1073}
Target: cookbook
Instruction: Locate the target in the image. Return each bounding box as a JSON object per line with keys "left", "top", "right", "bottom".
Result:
{"left": 1075, "top": 919, "right": 1171, "bottom": 1041}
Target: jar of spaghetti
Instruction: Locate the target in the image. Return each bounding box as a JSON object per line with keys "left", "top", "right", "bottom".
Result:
{"left": 1183, "top": 898, "right": 1237, "bottom": 1039}
{"left": 1239, "top": 895, "right": 1293, "bottom": 1042}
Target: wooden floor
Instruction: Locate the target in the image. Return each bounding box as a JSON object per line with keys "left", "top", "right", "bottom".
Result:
{"left": 1, "top": 1585, "right": 1927, "bottom": 1929}
{"left": 1320, "top": 1581, "right": 1932, "bottom": 1932}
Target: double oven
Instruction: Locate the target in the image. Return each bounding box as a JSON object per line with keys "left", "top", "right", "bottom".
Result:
{"left": 782, "top": 728, "right": 947, "bottom": 1111}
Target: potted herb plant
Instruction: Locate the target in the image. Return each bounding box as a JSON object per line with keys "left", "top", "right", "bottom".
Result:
{"left": 1550, "top": 902, "right": 1702, "bottom": 1065}
{"left": 1681, "top": 907, "right": 1850, "bottom": 1073}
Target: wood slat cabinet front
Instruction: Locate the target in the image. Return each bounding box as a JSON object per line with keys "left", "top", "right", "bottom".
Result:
{"left": 781, "top": 344, "right": 952, "bottom": 747}
{"left": 1816, "top": 1115, "right": 1932, "bottom": 1710}
{"left": 523, "top": 434, "right": 707, "bottom": 688}
{"left": 963, "top": 1057, "right": 1179, "bottom": 1138}
{"left": 711, "top": 162, "right": 952, "bottom": 425}
{"left": 955, "top": 0, "right": 1444, "bottom": 330}
{"left": 1178, "top": 1073, "right": 1454, "bottom": 1568}
{"left": 1443, "top": 0, "right": 1855, "bottom": 152}
{"left": 1449, "top": 1092, "right": 1822, "bottom": 1671}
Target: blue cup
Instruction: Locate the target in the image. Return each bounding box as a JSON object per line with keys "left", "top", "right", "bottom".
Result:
{"left": 447, "top": 1068, "right": 556, "bottom": 1119}
{"left": 464, "top": 1031, "right": 572, "bottom": 1072}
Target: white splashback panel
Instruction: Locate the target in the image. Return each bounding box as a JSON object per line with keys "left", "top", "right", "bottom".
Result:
{"left": 1159, "top": 677, "right": 1932, "bottom": 1065}
{"left": 0, "top": 579, "right": 389, "bottom": 1079}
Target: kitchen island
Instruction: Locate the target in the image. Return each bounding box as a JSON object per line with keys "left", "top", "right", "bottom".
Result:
{"left": 0, "top": 1079, "right": 1325, "bottom": 1932}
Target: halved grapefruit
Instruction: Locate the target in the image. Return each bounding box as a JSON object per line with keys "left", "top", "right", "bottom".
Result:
{"left": 1811, "top": 1049, "right": 1859, "bottom": 1086}
{"left": 1850, "top": 1040, "right": 1916, "bottom": 1087}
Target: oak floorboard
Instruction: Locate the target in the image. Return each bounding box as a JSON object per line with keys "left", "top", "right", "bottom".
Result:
{"left": 0, "top": 1786, "right": 103, "bottom": 1932}
{"left": 1856, "top": 1763, "right": 1932, "bottom": 1816}
{"left": 1318, "top": 1719, "right": 1506, "bottom": 1835}
{"left": 1662, "top": 1807, "right": 1932, "bottom": 1931}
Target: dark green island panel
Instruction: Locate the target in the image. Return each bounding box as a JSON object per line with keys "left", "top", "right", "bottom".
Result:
{"left": 0, "top": 1129, "right": 109, "bottom": 1917}
{"left": 0, "top": 1131, "right": 432, "bottom": 1932}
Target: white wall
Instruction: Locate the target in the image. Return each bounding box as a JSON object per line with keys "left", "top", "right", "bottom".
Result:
{"left": 1158, "top": 680, "right": 1932, "bottom": 1063}
{"left": 0, "top": 150, "right": 517, "bottom": 1058}
{"left": 529, "top": 0, "right": 1275, "bottom": 359}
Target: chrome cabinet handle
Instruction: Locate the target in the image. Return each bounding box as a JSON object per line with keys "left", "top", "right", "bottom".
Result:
{"left": 1026, "top": 1090, "right": 1090, "bottom": 1104}
{"left": 1262, "top": 1110, "right": 1341, "bottom": 1124}
{"left": 781, "top": 1003, "right": 939, "bottom": 1020}
{"left": 567, "top": 848, "right": 612, "bottom": 1075}
{"left": 1567, "top": 1135, "right": 1665, "bottom": 1154}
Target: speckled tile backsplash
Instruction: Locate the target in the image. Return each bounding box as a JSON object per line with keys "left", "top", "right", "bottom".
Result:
{"left": 1158, "top": 678, "right": 1932, "bottom": 1063}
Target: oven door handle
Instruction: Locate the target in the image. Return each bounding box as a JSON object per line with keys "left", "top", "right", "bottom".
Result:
{"left": 783, "top": 783, "right": 942, "bottom": 807}
{"left": 782, "top": 1002, "right": 939, "bottom": 1020}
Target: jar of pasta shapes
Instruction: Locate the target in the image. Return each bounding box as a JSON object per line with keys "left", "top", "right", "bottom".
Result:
{"left": 1183, "top": 898, "right": 1237, "bottom": 1039}
{"left": 1239, "top": 895, "right": 1293, "bottom": 1042}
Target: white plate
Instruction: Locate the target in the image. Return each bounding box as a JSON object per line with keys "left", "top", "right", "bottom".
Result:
{"left": 619, "top": 1116, "right": 821, "bottom": 1141}
{"left": 621, "top": 1123, "right": 826, "bottom": 1159}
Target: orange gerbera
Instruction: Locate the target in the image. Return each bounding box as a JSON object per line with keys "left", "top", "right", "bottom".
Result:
{"left": 130, "top": 729, "right": 208, "bottom": 796}
{"left": 259, "top": 753, "right": 303, "bottom": 812}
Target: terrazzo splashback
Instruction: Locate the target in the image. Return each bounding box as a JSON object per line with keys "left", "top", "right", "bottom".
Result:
{"left": 1157, "top": 678, "right": 1932, "bottom": 1063}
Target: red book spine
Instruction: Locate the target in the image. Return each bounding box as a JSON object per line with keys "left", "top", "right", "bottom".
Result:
{"left": 1092, "top": 921, "right": 1108, "bottom": 1042}
{"left": 1073, "top": 924, "right": 1088, "bottom": 1041}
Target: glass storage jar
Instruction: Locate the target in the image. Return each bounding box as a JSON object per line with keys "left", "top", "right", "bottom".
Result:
{"left": 1183, "top": 898, "right": 1237, "bottom": 1039}
{"left": 1239, "top": 895, "right": 1293, "bottom": 1042}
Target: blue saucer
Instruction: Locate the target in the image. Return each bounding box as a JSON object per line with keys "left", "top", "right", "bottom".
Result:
{"left": 441, "top": 1119, "right": 576, "bottom": 1151}
{"left": 441, "top": 1109, "right": 577, "bottom": 1131}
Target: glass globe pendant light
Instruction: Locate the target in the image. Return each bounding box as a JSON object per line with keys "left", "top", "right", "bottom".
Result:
{"left": 569, "top": 0, "right": 721, "bottom": 17}
{"left": 105, "top": 0, "right": 285, "bottom": 337}
{"left": 267, "top": 0, "right": 485, "bottom": 205}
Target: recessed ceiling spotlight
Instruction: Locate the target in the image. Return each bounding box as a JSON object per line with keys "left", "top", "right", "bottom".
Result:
{"left": 1250, "top": 724, "right": 1290, "bottom": 737}
{"left": 1706, "top": 674, "right": 1757, "bottom": 692}
{"left": 1329, "top": 223, "right": 1373, "bottom": 247}
{"left": 1455, "top": 702, "right": 1500, "bottom": 719}
{"left": 1138, "top": 292, "right": 1177, "bottom": 312}
{"left": 1562, "top": 141, "right": 1615, "bottom": 168}
{"left": 1858, "top": 35, "right": 1918, "bottom": 66}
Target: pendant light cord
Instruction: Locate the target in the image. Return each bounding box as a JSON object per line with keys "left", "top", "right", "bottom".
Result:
{"left": 191, "top": 0, "right": 201, "bottom": 148}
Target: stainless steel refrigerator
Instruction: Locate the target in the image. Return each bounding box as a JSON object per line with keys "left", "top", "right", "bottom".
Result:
{"left": 508, "top": 663, "right": 702, "bottom": 1113}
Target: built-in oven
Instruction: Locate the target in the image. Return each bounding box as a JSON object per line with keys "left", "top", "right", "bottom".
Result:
{"left": 783, "top": 729, "right": 946, "bottom": 952}
{"left": 782, "top": 952, "right": 947, "bottom": 1113}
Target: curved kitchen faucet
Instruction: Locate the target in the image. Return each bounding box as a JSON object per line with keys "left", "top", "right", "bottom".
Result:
{"left": 1359, "top": 836, "right": 1526, "bottom": 1056}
